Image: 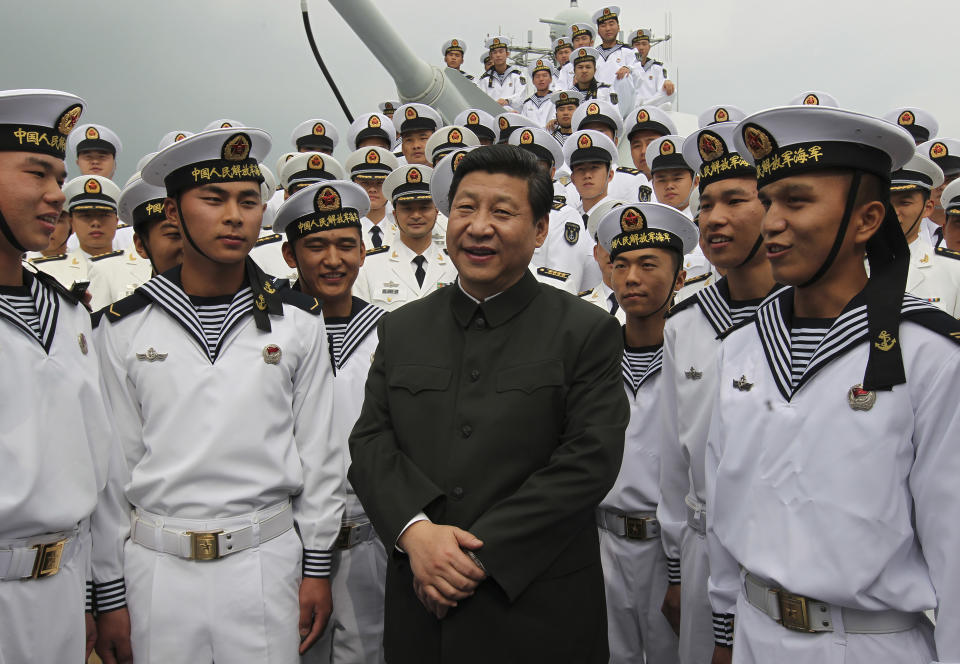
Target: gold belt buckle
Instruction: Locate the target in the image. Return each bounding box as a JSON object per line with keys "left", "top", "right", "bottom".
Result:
{"left": 334, "top": 525, "right": 354, "bottom": 550}
{"left": 187, "top": 531, "right": 223, "bottom": 561}
{"left": 31, "top": 539, "right": 66, "bottom": 579}
{"left": 777, "top": 590, "right": 812, "bottom": 632}
{"left": 623, "top": 516, "right": 648, "bottom": 540}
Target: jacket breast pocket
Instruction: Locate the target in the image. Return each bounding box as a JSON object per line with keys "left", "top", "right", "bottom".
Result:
{"left": 496, "top": 360, "right": 564, "bottom": 394}
{"left": 388, "top": 365, "right": 452, "bottom": 394}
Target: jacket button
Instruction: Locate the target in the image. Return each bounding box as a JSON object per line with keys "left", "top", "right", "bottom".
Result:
{"left": 461, "top": 424, "right": 472, "bottom": 437}
{"left": 452, "top": 487, "right": 464, "bottom": 499}
{"left": 470, "top": 369, "right": 480, "bottom": 381}
{"left": 475, "top": 317, "right": 486, "bottom": 329}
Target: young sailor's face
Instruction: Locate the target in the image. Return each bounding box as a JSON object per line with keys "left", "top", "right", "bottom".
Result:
{"left": 597, "top": 18, "right": 619, "bottom": 44}
{"left": 698, "top": 177, "right": 765, "bottom": 269}
{"left": 172, "top": 181, "right": 262, "bottom": 265}
{"left": 71, "top": 209, "right": 118, "bottom": 255}
{"left": 634, "top": 39, "right": 651, "bottom": 59}
{"left": 401, "top": 130, "right": 433, "bottom": 166}
{"left": 77, "top": 149, "right": 115, "bottom": 177}
{"left": 137, "top": 218, "right": 183, "bottom": 274}
{"left": 556, "top": 46, "right": 572, "bottom": 65}
{"left": 0, "top": 152, "right": 66, "bottom": 252}
{"left": 611, "top": 248, "right": 683, "bottom": 318}
{"left": 46, "top": 210, "right": 72, "bottom": 251}
{"left": 889, "top": 189, "right": 930, "bottom": 239}
{"left": 285, "top": 227, "right": 364, "bottom": 301}
{"left": 574, "top": 62, "right": 595, "bottom": 85}
{"left": 356, "top": 177, "right": 387, "bottom": 211}
{"left": 394, "top": 199, "right": 438, "bottom": 241}
{"left": 571, "top": 162, "right": 611, "bottom": 201}
{"left": 444, "top": 51, "right": 464, "bottom": 69}
{"left": 652, "top": 169, "right": 695, "bottom": 210}
{"left": 555, "top": 104, "right": 576, "bottom": 129}
{"left": 629, "top": 130, "right": 661, "bottom": 175}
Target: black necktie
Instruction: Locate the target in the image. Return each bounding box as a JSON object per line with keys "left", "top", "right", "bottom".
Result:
{"left": 582, "top": 213, "right": 589, "bottom": 229}
{"left": 370, "top": 225, "right": 383, "bottom": 248}
{"left": 608, "top": 293, "right": 619, "bottom": 315}
{"left": 934, "top": 225, "right": 943, "bottom": 248}
{"left": 413, "top": 255, "right": 426, "bottom": 288}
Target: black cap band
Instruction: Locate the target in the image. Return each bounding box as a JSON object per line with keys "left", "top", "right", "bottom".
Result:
{"left": 0, "top": 123, "right": 68, "bottom": 158}
{"left": 132, "top": 198, "right": 166, "bottom": 228}
{"left": 609, "top": 229, "right": 683, "bottom": 259}
{"left": 355, "top": 127, "right": 390, "bottom": 146}
{"left": 698, "top": 152, "right": 755, "bottom": 192}
{"left": 76, "top": 138, "right": 116, "bottom": 155}
{"left": 651, "top": 153, "right": 690, "bottom": 173}
{"left": 516, "top": 143, "right": 556, "bottom": 166}
{"left": 391, "top": 182, "right": 433, "bottom": 203}
{"left": 749, "top": 137, "right": 892, "bottom": 189}
{"left": 900, "top": 124, "right": 930, "bottom": 143}
{"left": 164, "top": 158, "right": 263, "bottom": 195}
{"left": 296, "top": 135, "right": 334, "bottom": 152}
{"left": 285, "top": 208, "right": 362, "bottom": 243}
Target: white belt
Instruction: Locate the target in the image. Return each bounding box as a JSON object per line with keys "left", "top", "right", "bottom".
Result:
{"left": 131, "top": 501, "right": 294, "bottom": 562}
{"left": 685, "top": 496, "right": 706, "bottom": 535}
{"left": 334, "top": 519, "right": 379, "bottom": 550}
{"left": 0, "top": 526, "right": 81, "bottom": 581}
{"left": 595, "top": 509, "right": 660, "bottom": 540}
{"left": 743, "top": 571, "right": 921, "bottom": 634}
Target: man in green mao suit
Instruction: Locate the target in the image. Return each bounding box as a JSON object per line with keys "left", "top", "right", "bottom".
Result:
{"left": 349, "top": 145, "right": 629, "bottom": 663}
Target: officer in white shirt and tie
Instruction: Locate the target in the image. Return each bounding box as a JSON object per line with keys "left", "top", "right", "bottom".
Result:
{"left": 344, "top": 146, "right": 400, "bottom": 252}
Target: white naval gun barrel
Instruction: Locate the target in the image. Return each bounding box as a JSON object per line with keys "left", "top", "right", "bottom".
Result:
{"left": 328, "top": 0, "right": 504, "bottom": 122}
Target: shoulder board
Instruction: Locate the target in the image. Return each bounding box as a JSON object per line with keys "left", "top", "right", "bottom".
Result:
{"left": 100, "top": 290, "right": 152, "bottom": 324}
{"left": 29, "top": 253, "right": 67, "bottom": 264}
{"left": 665, "top": 291, "right": 700, "bottom": 319}
{"left": 616, "top": 166, "right": 640, "bottom": 175}
{"left": 89, "top": 249, "right": 124, "bottom": 262}
{"left": 255, "top": 233, "right": 283, "bottom": 246}
{"left": 553, "top": 194, "right": 567, "bottom": 204}
{"left": 682, "top": 272, "right": 712, "bottom": 287}
{"left": 116, "top": 222, "right": 130, "bottom": 229}
{"left": 577, "top": 289, "right": 593, "bottom": 297}
{"left": 717, "top": 314, "right": 755, "bottom": 340}
{"left": 519, "top": 76, "right": 527, "bottom": 85}
{"left": 279, "top": 288, "right": 323, "bottom": 316}
{"left": 598, "top": 82, "right": 612, "bottom": 89}
{"left": 935, "top": 246, "right": 960, "bottom": 261}
{"left": 652, "top": 59, "right": 664, "bottom": 66}
{"left": 464, "top": 73, "right": 475, "bottom": 81}
{"left": 537, "top": 267, "right": 570, "bottom": 281}
{"left": 551, "top": 200, "right": 565, "bottom": 211}
{"left": 30, "top": 267, "right": 81, "bottom": 306}
{"left": 479, "top": 71, "right": 492, "bottom": 80}
{"left": 366, "top": 245, "right": 389, "bottom": 256}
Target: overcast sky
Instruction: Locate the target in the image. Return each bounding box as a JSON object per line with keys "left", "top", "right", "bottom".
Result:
{"left": 3, "top": 0, "right": 955, "bottom": 185}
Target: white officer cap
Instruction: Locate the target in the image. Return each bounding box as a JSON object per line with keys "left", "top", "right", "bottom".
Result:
{"left": 431, "top": 147, "right": 477, "bottom": 216}
{"left": 592, "top": 6, "right": 621, "bottom": 24}
{"left": 378, "top": 101, "right": 400, "bottom": 116}
{"left": 157, "top": 130, "right": 193, "bottom": 151}
{"left": 550, "top": 89, "right": 584, "bottom": 109}
{"left": 0, "top": 89, "right": 84, "bottom": 160}
{"left": 682, "top": 122, "right": 756, "bottom": 192}
{"left": 628, "top": 28, "right": 654, "bottom": 44}
{"left": 496, "top": 112, "right": 537, "bottom": 144}
{"left": 290, "top": 118, "right": 339, "bottom": 152}
{"left": 62, "top": 175, "right": 121, "bottom": 213}
{"left": 562, "top": 129, "right": 618, "bottom": 168}
{"left": 275, "top": 152, "right": 297, "bottom": 178}
{"left": 646, "top": 135, "right": 690, "bottom": 175}
{"left": 883, "top": 108, "right": 939, "bottom": 144}
{"left": 118, "top": 175, "right": 168, "bottom": 230}
{"left": 442, "top": 39, "right": 466, "bottom": 56}
{"left": 68, "top": 123, "right": 122, "bottom": 158}
{"left": 919, "top": 138, "right": 960, "bottom": 177}
{"left": 697, "top": 105, "right": 746, "bottom": 128}
{"left": 343, "top": 146, "right": 399, "bottom": 181}
{"left": 597, "top": 201, "right": 699, "bottom": 259}
{"left": 280, "top": 152, "right": 347, "bottom": 194}
{"left": 890, "top": 153, "right": 944, "bottom": 193}
{"left": 509, "top": 127, "right": 564, "bottom": 170}
{"left": 570, "top": 24, "right": 594, "bottom": 40}
{"left": 347, "top": 112, "right": 397, "bottom": 150}
{"left": 136, "top": 151, "right": 157, "bottom": 173}
{"left": 141, "top": 127, "right": 271, "bottom": 194}
{"left": 528, "top": 58, "right": 556, "bottom": 80}
{"left": 552, "top": 37, "right": 573, "bottom": 55}
{"left": 203, "top": 118, "right": 245, "bottom": 131}
{"left": 570, "top": 46, "right": 601, "bottom": 66}
{"left": 455, "top": 109, "right": 498, "bottom": 144}
{"left": 624, "top": 106, "right": 676, "bottom": 141}
{"left": 789, "top": 91, "right": 839, "bottom": 107}
{"left": 941, "top": 178, "right": 960, "bottom": 218}
{"left": 393, "top": 103, "right": 442, "bottom": 136}
{"left": 572, "top": 99, "right": 624, "bottom": 142}
{"left": 425, "top": 125, "right": 480, "bottom": 165}
{"left": 485, "top": 36, "right": 511, "bottom": 50}
{"left": 383, "top": 165, "right": 435, "bottom": 205}
{"left": 586, "top": 198, "right": 628, "bottom": 240}
{"left": 273, "top": 179, "right": 370, "bottom": 240}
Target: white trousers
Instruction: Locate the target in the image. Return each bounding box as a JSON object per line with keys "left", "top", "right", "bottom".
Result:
{"left": 599, "top": 528, "right": 680, "bottom": 664}
{"left": 732, "top": 588, "right": 936, "bottom": 664}
{"left": 126, "top": 526, "right": 302, "bottom": 663}
{"left": 303, "top": 536, "right": 387, "bottom": 664}
{"left": 679, "top": 527, "right": 716, "bottom": 664}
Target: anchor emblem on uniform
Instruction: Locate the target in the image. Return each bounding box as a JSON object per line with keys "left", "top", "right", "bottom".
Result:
{"left": 732, "top": 375, "right": 753, "bottom": 391}
{"left": 136, "top": 347, "right": 168, "bottom": 362}
{"left": 684, "top": 367, "right": 702, "bottom": 380}
{"left": 874, "top": 330, "right": 896, "bottom": 352}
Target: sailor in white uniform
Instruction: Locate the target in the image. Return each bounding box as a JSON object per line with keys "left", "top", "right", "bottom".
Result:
{"left": 551, "top": 36, "right": 573, "bottom": 89}
{"left": 0, "top": 88, "right": 119, "bottom": 664}
{"left": 392, "top": 103, "right": 442, "bottom": 167}
{"left": 707, "top": 105, "right": 960, "bottom": 664}
{"left": 477, "top": 36, "right": 528, "bottom": 111}
{"left": 591, "top": 6, "right": 637, "bottom": 115}
{"left": 354, "top": 165, "right": 456, "bottom": 310}
{"left": 92, "top": 127, "right": 344, "bottom": 663}
{"left": 656, "top": 120, "right": 776, "bottom": 664}
{"left": 628, "top": 29, "right": 674, "bottom": 108}
{"left": 118, "top": 174, "right": 183, "bottom": 277}
{"left": 556, "top": 23, "right": 596, "bottom": 89}
{"left": 579, "top": 198, "right": 628, "bottom": 324}
{"left": 518, "top": 59, "right": 557, "bottom": 129}
{"left": 548, "top": 90, "right": 583, "bottom": 146}
{"left": 250, "top": 162, "right": 299, "bottom": 282}
{"left": 595, "top": 202, "right": 696, "bottom": 664}
{"left": 623, "top": 106, "right": 676, "bottom": 185}
{"left": 940, "top": 179, "right": 960, "bottom": 252}
{"left": 441, "top": 38, "right": 473, "bottom": 81}
{"left": 345, "top": 146, "right": 400, "bottom": 251}
{"left": 273, "top": 180, "right": 389, "bottom": 664}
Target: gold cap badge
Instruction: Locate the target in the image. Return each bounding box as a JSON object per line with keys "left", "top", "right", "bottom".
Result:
{"left": 85, "top": 126, "right": 99, "bottom": 140}
{"left": 84, "top": 178, "right": 101, "bottom": 194}
{"left": 520, "top": 129, "right": 534, "bottom": 145}
{"left": 221, "top": 133, "right": 251, "bottom": 161}
{"left": 315, "top": 186, "right": 340, "bottom": 211}
{"left": 620, "top": 207, "right": 644, "bottom": 231}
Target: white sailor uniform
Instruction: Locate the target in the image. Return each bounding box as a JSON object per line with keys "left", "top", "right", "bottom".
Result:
{"left": 706, "top": 291, "right": 960, "bottom": 663}
{"left": 597, "top": 341, "right": 680, "bottom": 663}
{"left": 595, "top": 43, "right": 637, "bottom": 114}
{"left": 353, "top": 243, "right": 457, "bottom": 312}
{"left": 519, "top": 93, "right": 556, "bottom": 129}
{"left": 531, "top": 198, "right": 598, "bottom": 294}
{"left": 92, "top": 263, "right": 344, "bottom": 663}
{"left": 904, "top": 235, "right": 960, "bottom": 317}
{"left": 631, "top": 58, "right": 671, "bottom": 108}
{"left": 476, "top": 66, "right": 527, "bottom": 111}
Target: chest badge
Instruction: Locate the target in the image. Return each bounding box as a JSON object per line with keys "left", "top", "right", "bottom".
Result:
{"left": 263, "top": 344, "right": 282, "bottom": 365}
{"left": 136, "top": 347, "right": 167, "bottom": 362}
{"left": 78, "top": 333, "right": 88, "bottom": 355}
{"left": 684, "top": 367, "right": 702, "bottom": 380}
{"left": 920, "top": 254, "right": 930, "bottom": 264}
{"left": 732, "top": 375, "right": 753, "bottom": 392}
{"left": 847, "top": 384, "right": 876, "bottom": 411}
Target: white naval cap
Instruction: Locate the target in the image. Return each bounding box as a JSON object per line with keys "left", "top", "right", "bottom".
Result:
{"left": 141, "top": 127, "right": 271, "bottom": 194}
{"left": 562, "top": 129, "right": 618, "bottom": 167}
{"left": 157, "top": 130, "right": 194, "bottom": 151}
{"left": 203, "top": 118, "right": 245, "bottom": 131}
{"left": 454, "top": 108, "right": 498, "bottom": 144}
{"left": 68, "top": 123, "right": 121, "bottom": 158}
{"left": 682, "top": 122, "right": 756, "bottom": 192}
{"left": 378, "top": 101, "right": 400, "bottom": 116}
{"left": 383, "top": 165, "right": 435, "bottom": 205}
{"left": 597, "top": 201, "right": 699, "bottom": 259}
{"left": 528, "top": 59, "right": 556, "bottom": 80}
{"left": 275, "top": 151, "right": 297, "bottom": 178}
{"left": 919, "top": 138, "right": 960, "bottom": 177}
{"left": 272, "top": 180, "right": 370, "bottom": 240}
{"left": 425, "top": 125, "right": 480, "bottom": 164}
{"left": 347, "top": 112, "right": 396, "bottom": 150}
{"left": 573, "top": 99, "right": 624, "bottom": 142}
{"left": 697, "top": 104, "right": 746, "bottom": 128}
{"left": 941, "top": 178, "right": 960, "bottom": 217}
{"left": 393, "top": 103, "right": 442, "bottom": 136}
{"left": 624, "top": 105, "right": 675, "bottom": 141}
{"left": 290, "top": 118, "right": 339, "bottom": 152}
{"left": 646, "top": 135, "right": 690, "bottom": 174}
{"left": 496, "top": 112, "right": 537, "bottom": 144}
{"left": 431, "top": 147, "right": 477, "bottom": 216}
{"left": 118, "top": 175, "right": 167, "bottom": 229}
{"left": 343, "top": 146, "right": 399, "bottom": 180}
{"left": 552, "top": 37, "right": 573, "bottom": 55}
{"left": 509, "top": 127, "right": 564, "bottom": 170}
{"left": 592, "top": 6, "right": 621, "bottom": 24}
{"left": 279, "top": 152, "right": 346, "bottom": 193}
{"left": 570, "top": 23, "right": 594, "bottom": 39}
{"left": 442, "top": 38, "right": 466, "bottom": 56}
{"left": 890, "top": 153, "right": 944, "bottom": 192}
{"left": 883, "top": 108, "right": 939, "bottom": 144}
{"left": 485, "top": 35, "right": 511, "bottom": 50}
{"left": 62, "top": 175, "right": 121, "bottom": 213}
{"left": 628, "top": 28, "right": 653, "bottom": 43}
{"left": 571, "top": 46, "right": 600, "bottom": 66}
{"left": 136, "top": 151, "right": 157, "bottom": 173}
{"left": 0, "top": 89, "right": 84, "bottom": 160}
{"left": 789, "top": 91, "right": 839, "bottom": 107}
{"left": 586, "top": 198, "right": 627, "bottom": 240}
{"left": 550, "top": 89, "right": 584, "bottom": 109}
